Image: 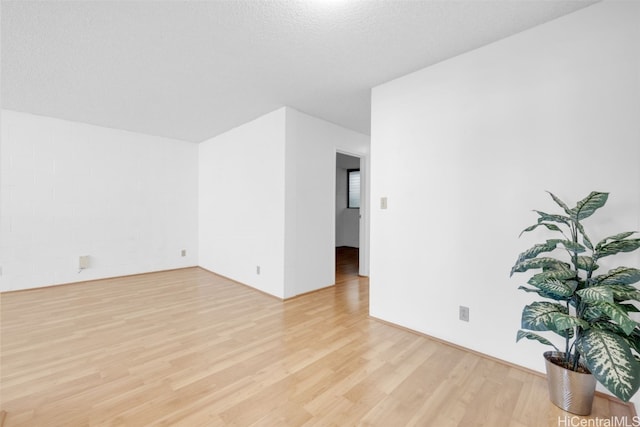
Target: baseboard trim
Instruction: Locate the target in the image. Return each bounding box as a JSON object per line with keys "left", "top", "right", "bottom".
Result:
{"left": 369, "top": 315, "right": 637, "bottom": 415}
{"left": 1, "top": 265, "right": 344, "bottom": 302}
{"left": 195, "top": 267, "right": 285, "bottom": 301}
{"left": 196, "top": 267, "right": 355, "bottom": 302}
{"left": 283, "top": 283, "right": 337, "bottom": 301}
{"left": 0, "top": 266, "right": 200, "bottom": 295}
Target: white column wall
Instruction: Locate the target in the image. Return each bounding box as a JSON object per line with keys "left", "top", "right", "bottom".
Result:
{"left": 284, "top": 108, "right": 369, "bottom": 297}
{"left": 198, "top": 108, "right": 287, "bottom": 298}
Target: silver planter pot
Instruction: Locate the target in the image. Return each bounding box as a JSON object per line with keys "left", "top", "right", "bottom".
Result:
{"left": 544, "top": 351, "right": 597, "bottom": 415}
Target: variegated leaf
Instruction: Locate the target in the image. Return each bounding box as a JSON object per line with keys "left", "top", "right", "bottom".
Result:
{"left": 583, "top": 305, "right": 604, "bottom": 322}
{"left": 550, "top": 312, "right": 588, "bottom": 331}
{"left": 534, "top": 210, "right": 570, "bottom": 226}
{"left": 547, "top": 191, "right": 572, "bottom": 216}
{"left": 596, "top": 232, "right": 638, "bottom": 250}
{"left": 527, "top": 271, "right": 577, "bottom": 298}
{"left": 579, "top": 329, "right": 640, "bottom": 402}
{"left": 519, "top": 288, "right": 565, "bottom": 301}
{"left": 529, "top": 269, "right": 576, "bottom": 284}
{"left": 593, "top": 321, "right": 640, "bottom": 356}
{"left": 516, "top": 330, "right": 560, "bottom": 351}
{"left": 611, "top": 285, "right": 640, "bottom": 303}
{"left": 576, "top": 256, "right": 598, "bottom": 272}
{"left": 536, "top": 279, "right": 575, "bottom": 300}
{"left": 596, "top": 239, "right": 640, "bottom": 260}
{"left": 596, "top": 267, "right": 640, "bottom": 286}
{"left": 556, "top": 239, "right": 586, "bottom": 254}
{"left": 519, "top": 222, "right": 562, "bottom": 237}
{"left": 513, "top": 240, "right": 560, "bottom": 266}
{"left": 577, "top": 222, "right": 594, "bottom": 250}
{"left": 570, "top": 191, "right": 609, "bottom": 221}
{"left": 511, "top": 257, "right": 571, "bottom": 276}
{"left": 577, "top": 286, "right": 614, "bottom": 304}
{"left": 599, "top": 302, "right": 638, "bottom": 336}
{"left": 592, "top": 322, "right": 630, "bottom": 338}
{"left": 522, "top": 302, "right": 567, "bottom": 332}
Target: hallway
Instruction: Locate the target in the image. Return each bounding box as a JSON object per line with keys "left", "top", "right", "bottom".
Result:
{"left": 335, "top": 246, "right": 359, "bottom": 284}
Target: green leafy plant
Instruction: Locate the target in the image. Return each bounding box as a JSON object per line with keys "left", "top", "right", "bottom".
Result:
{"left": 511, "top": 191, "right": 640, "bottom": 402}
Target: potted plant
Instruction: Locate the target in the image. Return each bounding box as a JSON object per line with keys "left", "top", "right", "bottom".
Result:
{"left": 511, "top": 191, "right": 640, "bottom": 415}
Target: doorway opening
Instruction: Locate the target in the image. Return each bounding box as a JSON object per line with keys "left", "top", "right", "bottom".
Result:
{"left": 335, "top": 246, "right": 359, "bottom": 283}
{"left": 335, "top": 152, "right": 361, "bottom": 283}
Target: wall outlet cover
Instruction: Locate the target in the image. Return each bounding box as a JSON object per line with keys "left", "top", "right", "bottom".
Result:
{"left": 459, "top": 306, "right": 469, "bottom": 322}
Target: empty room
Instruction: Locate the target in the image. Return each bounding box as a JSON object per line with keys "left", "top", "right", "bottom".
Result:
{"left": 1, "top": 1, "right": 639, "bottom": 426}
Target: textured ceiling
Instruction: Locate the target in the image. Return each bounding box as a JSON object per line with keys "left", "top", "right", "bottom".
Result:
{"left": 1, "top": 0, "right": 597, "bottom": 142}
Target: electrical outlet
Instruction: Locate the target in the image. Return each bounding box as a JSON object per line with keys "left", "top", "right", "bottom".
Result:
{"left": 459, "top": 306, "right": 469, "bottom": 322}
{"left": 181, "top": 249, "right": 186, "bottom": 257}
{"left": 256, "top": 265, "right": 261, "bottom": 275}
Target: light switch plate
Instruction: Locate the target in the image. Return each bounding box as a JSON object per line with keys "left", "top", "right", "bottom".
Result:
{"left": 381, "top": 197, "right": 388, "bottom": 209}
{"left": 79, "top": 256, "right": 90, "bottom": 269}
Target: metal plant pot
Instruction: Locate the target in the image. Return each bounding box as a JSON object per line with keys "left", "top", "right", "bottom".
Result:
{"left": 544, "top": 351, "right": 597, "bottom": 415}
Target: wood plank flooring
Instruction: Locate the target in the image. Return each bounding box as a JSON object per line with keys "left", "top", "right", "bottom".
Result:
{"left": 335, "top": 247, "right": 359, "bottom": 284}
{"left": 0, "top": 258, "right": 634, "bottom": 426}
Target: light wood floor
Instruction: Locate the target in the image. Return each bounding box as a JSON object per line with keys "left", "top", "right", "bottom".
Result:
{"left": 0, "top": 258, "right": 634, "bottom": 426}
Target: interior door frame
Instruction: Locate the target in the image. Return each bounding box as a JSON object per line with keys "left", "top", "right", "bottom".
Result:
{"left": 335, "top": 150, "right": 369, "bottom": 277}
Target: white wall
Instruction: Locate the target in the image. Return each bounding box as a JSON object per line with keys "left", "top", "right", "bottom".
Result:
{"left": 370, "top": 0, "right": 640, "bottom": 402}
{"left": 336, "top": 153, "right": 360, "bottom": 248}
{"left": 0, "top": 110, "right": 199, "bottom": 291}
{"left": 284, "top": 108, "right": 369, "bottom": 297}
{"left": 2, "top": 106, "right": 369, "bottom": 298}
{"left": 199, "top": 107, "right": 369, "bottom": 299}
{"left": 198, "top": 108, "right": 287, "bottom": 298}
